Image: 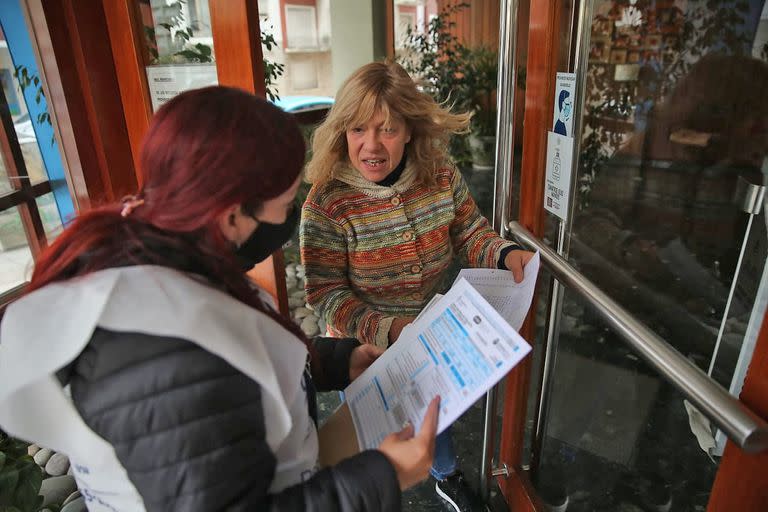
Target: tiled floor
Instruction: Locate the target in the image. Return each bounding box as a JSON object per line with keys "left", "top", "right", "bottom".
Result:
{"left": 316, "top": 390, "right": 502, "bottom": 511}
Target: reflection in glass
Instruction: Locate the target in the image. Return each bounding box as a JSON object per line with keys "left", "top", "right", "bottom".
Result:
{"left": 36, "top": 192, "right": 63, "bottom": 242}
{"left": 0, "top": 37, "right": 38, "bottom": 192}
{"left": 537, "top": 290, "right": 716, "bottom": 511}
{"left": 0, "top": 207, "right": 32, "bottom": 293}
{"left": 393, "top": 0, "right": 438, "bottom": 51}
{"left": 258, "top": 0, "right": 332, "bottom": 103}
{"left": 534, "top": 1, "right": 768, "bottom": 509}
{"left": 140, "top": 0, "right": 218, "bottom": 111}
{"left": 144, "top": 0, "right": 214, "bottom": 64}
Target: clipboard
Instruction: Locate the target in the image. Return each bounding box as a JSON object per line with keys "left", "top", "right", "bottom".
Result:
{"left": 317, "top": 402, "right": 361, "bottom": 467}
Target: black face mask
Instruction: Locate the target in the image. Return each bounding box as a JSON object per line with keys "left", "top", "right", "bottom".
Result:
{"left": 236, "top": 204, "right": 299, "bottom": 270}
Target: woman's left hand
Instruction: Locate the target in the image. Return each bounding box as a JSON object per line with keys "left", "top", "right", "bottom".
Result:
{"left": 504, "top": 249, "right": 535, "bottom": 283}
{"left": 349, "top": 344, "right": 385, "bottom": 381}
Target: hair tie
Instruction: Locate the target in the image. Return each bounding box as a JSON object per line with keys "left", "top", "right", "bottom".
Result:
{"left": 120, "top": 195, "right": 145, "bottom": 217}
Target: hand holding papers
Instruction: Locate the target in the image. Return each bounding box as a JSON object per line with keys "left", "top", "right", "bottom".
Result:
{"left": 453, "top": 251, "right": 540, "bottom": 331}
{"left": 335, "top": 253, "right": 540, "bottom": 452}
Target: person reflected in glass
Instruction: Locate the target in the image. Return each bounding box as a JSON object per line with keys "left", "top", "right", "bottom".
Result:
{"left": 300, "top": 61, "right": 534, "bottom": 511}
{"left": 576, "top": 54, "right": 768, "bottom": 353}
{"left": 0, "top": 86, "right": 441, "bottom": 511}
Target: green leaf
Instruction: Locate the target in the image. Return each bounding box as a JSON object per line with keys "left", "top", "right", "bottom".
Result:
{"left": 196, "top": 43, "right": 211, "bottom": 56}
{"left": 0, "top": 453, "right": 5, "bottom": 471}
{"left": 13, "top": 463, "right": 41, "bottom": 512}
{"left": 0, "top": 469, "right": 20, "bottom": 505}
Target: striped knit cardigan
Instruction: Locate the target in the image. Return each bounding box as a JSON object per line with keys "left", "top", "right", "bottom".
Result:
{"left": 300, "top": 160, "right": 517, "bottom": 347}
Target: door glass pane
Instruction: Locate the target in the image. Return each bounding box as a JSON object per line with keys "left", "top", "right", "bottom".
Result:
{"left": 0, "top": 4, "right": 76, "bottom": 228}
{"left": 534, "top": 0, "right": 768, "bottom": 509}
{"left": 141, "top": 0, "right": 218, "bottom": 112}
{"left": 0, "top": 30, "right": 46, "bottom": 186}
{"left": 0, "top": 138, "right": 14, "bottom": 196}
{"left": 36, "top": 192, "right": 64, "bottom": 242}
{"left": 0, "top": 206, "right": 32, "bottom": 292}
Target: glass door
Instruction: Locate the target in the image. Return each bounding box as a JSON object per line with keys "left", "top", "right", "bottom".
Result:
{"left": 526, "top": 1, "right": 768, "bottom": 510}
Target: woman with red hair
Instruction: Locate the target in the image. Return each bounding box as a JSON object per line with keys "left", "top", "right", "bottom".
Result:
{"left": 0, "top": 86, "right": 438, "bottom": 511}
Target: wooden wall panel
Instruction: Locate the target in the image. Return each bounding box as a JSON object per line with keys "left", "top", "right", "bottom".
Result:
{"left": 707, "top": 309, "right": 768, "bottom": 511}
{"left": 102, "top": 0, "right": 153, "bottom": 184}
{"left": 210, "top": 0, "right": 267, "bottom": 97}
{"left": 25, "top": 0, "right": 138, "bottom": 207}
{"left": 437, "top": 0, "right": 499, "bottom": 49}
{"left": 209, "top": 0, "right": 288, "bottom": 315}
{"left": 386, "top": 0, "right": 395, "bottom": 58}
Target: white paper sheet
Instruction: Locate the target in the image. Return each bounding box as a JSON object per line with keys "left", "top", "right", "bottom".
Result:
{"left": 453, "top": 251, "right": 540, "bottom": 331}
{"left": 345, "top": 279, "right": 533, "bottom": 450}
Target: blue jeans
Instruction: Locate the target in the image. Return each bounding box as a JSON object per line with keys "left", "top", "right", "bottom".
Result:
{"left": 430, "top": 426, "right": 458, "bottom": 480}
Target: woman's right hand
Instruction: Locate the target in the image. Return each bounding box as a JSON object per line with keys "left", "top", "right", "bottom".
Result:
{"left": 378, "top": 396, "right": 441, "bottom": 490}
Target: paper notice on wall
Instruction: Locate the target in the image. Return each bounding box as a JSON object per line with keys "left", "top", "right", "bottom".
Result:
{"left": 145, "top": 64, "right": 218, "bottom": 112}
{"left": 552, "top": 72, "right": 576, "bottom": 137}
{"left": 544, "top": 131, "right": 574, "bottom": 221}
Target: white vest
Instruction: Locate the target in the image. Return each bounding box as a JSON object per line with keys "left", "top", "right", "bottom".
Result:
{"left": 0, "top": 266, "right": 318, "bottom": 511}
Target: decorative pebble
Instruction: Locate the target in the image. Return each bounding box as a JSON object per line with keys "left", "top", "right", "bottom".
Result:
{"left": 45, "top": 453, "right": 70, "bottom": 477}
{"left": 291, "top": 290, "right": 306, "bottom": 299}
{"left": 285, "top": 265, "right": 296, "bottom": 278}
{"left": 285, "top": 277, "right": 298, "bottom": 290}
{"left": 293, "top": 307, "right": 313, "bottom": 320}
{"left": 27, "top": 443, "right": 41, "bottom": 457}
{"left": 300, "top": 316, "right": 320, "bottom": 336}
{"left": 33, "top": 448, "right": 54, "bottom": 467}
{"left": 39, "top": 475, "right": 77, "bottom": 508}
{"left": 61, "top": 497, "right": 87, "bottom": 512}
{"left": 62, "top": 490, "right": 81, "bottom": 507}
{"left": 288, "top": 297, "right": 304, "bottom": 309}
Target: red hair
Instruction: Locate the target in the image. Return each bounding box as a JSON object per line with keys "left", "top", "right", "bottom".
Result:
{"left": 29, "top": 86, "right": 310, "bottom": 345}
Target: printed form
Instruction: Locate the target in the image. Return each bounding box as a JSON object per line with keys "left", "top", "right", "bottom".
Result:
{"left": 345, "top": 278, "right": 534, "bottom": 451}
{"left": 453, "top": 251, "right": 541, "bottom": 331}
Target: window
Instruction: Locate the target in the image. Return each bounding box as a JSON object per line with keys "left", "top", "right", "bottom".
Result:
{"left": 0, "top": 13, "right": 73, "bottom": 299}
{"left": 285, "top": 5, "right": 318, "bottom": 49}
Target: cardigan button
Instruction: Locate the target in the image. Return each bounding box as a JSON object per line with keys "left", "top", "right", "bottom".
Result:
{"left": 390, "top": 196, "right": 401, "bottom": 206}
{"left": 410, "top": 265, "right": 421, "bottom": 274}
{"left": 403, "top": 231, "right": 414, "bottom": 241}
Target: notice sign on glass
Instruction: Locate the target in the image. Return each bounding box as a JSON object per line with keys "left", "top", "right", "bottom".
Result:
{"left": 544, "top": 131, "right": 574, "bottom": 221}
{"left": 145, "top": 64, "right": 218, "bottom": 112}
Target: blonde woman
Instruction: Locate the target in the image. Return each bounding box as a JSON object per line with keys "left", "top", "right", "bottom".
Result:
{"left": 300, "top": 61, "right": 533, "bottom": 511}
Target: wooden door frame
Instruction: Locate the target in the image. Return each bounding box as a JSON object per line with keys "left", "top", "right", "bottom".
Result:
{"left": 97, "top": 0, "right": 289, "bottom": 314}
{"left": 707, "top": 308, "right": 768, "bottom": 511}
{"left": 495, "top": 0, "right": 571, "bottom": 508}
{"left": 24, "top": 0, "right": 139, "bottom": 209}
{"left": 497, "top": 0, "right": 768, "bottom": 510}
{"left": 208, "top": 0, "right": 289, "bottom": 315}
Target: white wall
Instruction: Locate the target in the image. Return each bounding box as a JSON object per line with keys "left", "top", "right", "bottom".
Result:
{"left": 330, "top": 0, "right": 379, "bottom": 91}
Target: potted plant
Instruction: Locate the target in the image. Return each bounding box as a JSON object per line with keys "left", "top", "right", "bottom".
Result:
{"left": 398, "top": 2, "right": 475, "bottom": 168}
{"left": 464, "top": 46, "right": 498, "bottom": 170}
